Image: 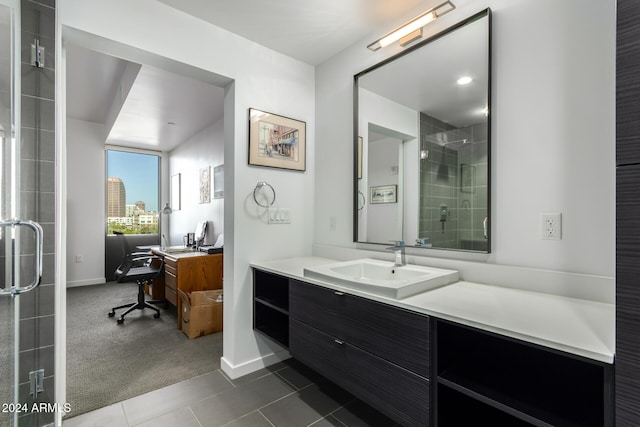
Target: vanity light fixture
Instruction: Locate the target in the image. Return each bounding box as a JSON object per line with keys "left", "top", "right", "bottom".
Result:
{"left": 367, "top": 1, "right": 456, "bottom": 51}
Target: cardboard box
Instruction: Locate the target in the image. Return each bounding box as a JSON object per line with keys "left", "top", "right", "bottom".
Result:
{"left": 178, "top": 289, "right": 223, "bottom": 339}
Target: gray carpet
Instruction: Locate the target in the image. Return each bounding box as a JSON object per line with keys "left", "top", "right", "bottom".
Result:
{"left": 66, "top": 282, "right": 223, "bottom": 418}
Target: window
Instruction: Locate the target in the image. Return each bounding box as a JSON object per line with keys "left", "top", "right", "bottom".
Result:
{"left": 106, "top": 149, "right": 160, "bottom": 235}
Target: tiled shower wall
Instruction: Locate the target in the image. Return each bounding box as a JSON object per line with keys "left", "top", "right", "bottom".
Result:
{"left": 419, "top": 112, "right": 488, "bottom": 251}
{"left": 419, "top": 113, "right": 457, "bottom": 248}
{"left": 18, "top": 0, "right": 56, "bottom": 425}
{"left": 455, "top": 123, "right": 488, "bottom": 251}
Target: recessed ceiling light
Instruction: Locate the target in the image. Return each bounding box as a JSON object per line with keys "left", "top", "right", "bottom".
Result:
{"left": 457, "top": 76, "right": 472, "bottom": 85}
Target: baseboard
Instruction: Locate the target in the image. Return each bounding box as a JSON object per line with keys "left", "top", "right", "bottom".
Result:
{"left": 66, "top": 278, "right": 106, "bottom": 288}
{"left": 220, "top": 350, "right": 291, "bottom": 380}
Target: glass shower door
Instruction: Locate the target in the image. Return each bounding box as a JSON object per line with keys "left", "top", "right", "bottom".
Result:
{"left": 0, "top": 2, "right": 44, "bottom": 425}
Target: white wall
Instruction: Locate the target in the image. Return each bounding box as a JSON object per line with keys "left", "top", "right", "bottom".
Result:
{"left": 358, "top": 88, "right": 420, "bottom": 244}
{"left": 168, "top": 119, "right": 224, "bottom": 246}
{"left": 315, "top": 0, "right": 615, "bottom": 277}
{"left": 66, "top": 118, "right": 106, "bottom": 287}
{"left": 60, "top": 0, "right": 315, "bottom": 377}
{"left": 367, "top": 137, "right": 401, "bottom": 243}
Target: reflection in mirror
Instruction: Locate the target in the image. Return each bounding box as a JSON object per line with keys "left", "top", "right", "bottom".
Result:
{"left": 355, "top": 9, "right": 490, "bottom": 253}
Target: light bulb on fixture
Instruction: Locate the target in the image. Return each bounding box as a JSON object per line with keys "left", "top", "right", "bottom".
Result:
{"left": 457, "top": 76, "right": 472, "bottom": 85}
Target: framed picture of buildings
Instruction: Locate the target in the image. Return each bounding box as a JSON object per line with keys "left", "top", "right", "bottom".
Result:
{"left": 370, "top": 185, "right": 397, "bottom": 204}
{"left": 248, "top": 108, "right": 306, "bottom": 171}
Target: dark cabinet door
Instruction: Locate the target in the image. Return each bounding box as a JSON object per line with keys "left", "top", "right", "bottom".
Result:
{"left": 617, "top": 0, "right": 640, "bottom": 165}
{"left": 290, "top": 319, "right": 430, "bottom": 427}
{"left": 290, "top": 281, "right": 430, "bottom": 377}
{"left": 616, "top": 164, "right": 640, "bottom": 425}
{"left": 617, "top": 0, "right": 640, "bottom": 424}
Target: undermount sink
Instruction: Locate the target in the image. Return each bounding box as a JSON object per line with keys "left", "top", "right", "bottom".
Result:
{"left": 303, "top": 258, "right": 458, "bottom": 299}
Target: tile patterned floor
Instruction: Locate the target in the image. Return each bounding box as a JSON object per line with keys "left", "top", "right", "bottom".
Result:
{"left": 62, "top": 359, "right": 399, "bottom": 427}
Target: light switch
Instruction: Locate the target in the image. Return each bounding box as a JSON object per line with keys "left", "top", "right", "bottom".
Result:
{"left": 268, "top": 208, "right": 291, "bottom": 224}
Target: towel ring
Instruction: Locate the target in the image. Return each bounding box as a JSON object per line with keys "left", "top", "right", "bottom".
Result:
{"left": 253, "top": 181, "right": 276, "bottom": 207}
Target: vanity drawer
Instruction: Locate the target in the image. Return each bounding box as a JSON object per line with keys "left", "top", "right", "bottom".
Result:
{"left": 289, "top": 279, "right": 349, "bottom": 336}
{"left": 290, "top": 319, "right": 430, "bottom": 427}
{"left": 290, "top": 281, "right": 430, "bottom": 377}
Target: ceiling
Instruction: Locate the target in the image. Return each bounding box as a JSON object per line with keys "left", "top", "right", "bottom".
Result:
{"left": 66, "top": 0, "right": 458, "bottom": 152}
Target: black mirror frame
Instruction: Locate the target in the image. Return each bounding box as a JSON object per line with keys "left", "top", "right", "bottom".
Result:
{"left": 353, "top": 8, "right": 492, "bottom": 253}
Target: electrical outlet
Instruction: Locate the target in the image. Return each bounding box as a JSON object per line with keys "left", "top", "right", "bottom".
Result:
{"left": 541, "top": 213, "right": 562, "bottom": 240}
{"left": 268, "top": 208, "right": 291, "bottom": 224}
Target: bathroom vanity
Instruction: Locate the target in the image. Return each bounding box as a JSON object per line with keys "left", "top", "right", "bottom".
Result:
{"left": 252, "top": 257, "right": 614, "bottom": 427}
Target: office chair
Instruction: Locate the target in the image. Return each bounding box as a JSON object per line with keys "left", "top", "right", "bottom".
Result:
{"left": 108, "top": 231, "right": 165, "bottom": 324}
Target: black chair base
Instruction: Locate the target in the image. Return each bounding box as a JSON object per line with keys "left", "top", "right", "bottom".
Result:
{"left": 108, "top": 280, "right": 164, "bottom": 324}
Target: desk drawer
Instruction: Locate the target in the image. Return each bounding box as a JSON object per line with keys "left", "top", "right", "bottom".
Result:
{"left": 165, "top": 259, "right": 177, "bottom": 276}
{"left": 165, "top": 271, "right": 177, "bottom": 291}
{"left": 165, "top": 286, "right": 177, "bottom": 306}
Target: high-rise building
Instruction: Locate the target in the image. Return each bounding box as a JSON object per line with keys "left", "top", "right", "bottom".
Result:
{"left": 135, "top": 201, "right": 146, "bottom": 212}
{"left": 107, "top": 177, "right": 126, "bottom": 217}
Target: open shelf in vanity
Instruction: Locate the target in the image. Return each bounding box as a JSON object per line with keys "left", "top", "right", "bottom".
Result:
{"left": 253, "top": 269, "right": 289, "bottom": 348}
{"left": 435, "top": 321, "right": 613, "bottom": 427}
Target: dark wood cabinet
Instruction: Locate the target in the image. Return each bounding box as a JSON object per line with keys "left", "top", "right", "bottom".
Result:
{"left": 435, "top": 321, "right": 613, "bottom": 427}
{"left": 617, "top": 0, "right": 640, "bottom": 165}
{"left": 288, "top": 280, "right": 430, "bottom": 426}
{"left": 290, "top": 280, "right": 430, "bottom": 376}
{"left": 251, "top": 268, "right": 430, "bottom": 426}
{"left": 616, "top": 165, "right": 640, "bottom": 424}
{"left": 290, "top": 319, "right": 430, "bottom": 427}
{"left": 253, "top": 268, "right": 613, "bottom": 426}
{"left": 617, "top": 0, "right": 640, "bottom": 424}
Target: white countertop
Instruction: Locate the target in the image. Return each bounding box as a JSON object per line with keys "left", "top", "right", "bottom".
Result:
{"left": 250, "top": 257, "right": 615, "bottom": 364}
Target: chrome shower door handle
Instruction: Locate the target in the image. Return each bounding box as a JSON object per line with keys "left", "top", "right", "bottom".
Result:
{"left": 0, "top": 219, "right": 44, "bottom": 296}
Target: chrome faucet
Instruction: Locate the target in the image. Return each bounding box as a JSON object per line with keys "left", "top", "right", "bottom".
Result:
{"left": 387, "top": 240, "right": 406, "bottom": 267}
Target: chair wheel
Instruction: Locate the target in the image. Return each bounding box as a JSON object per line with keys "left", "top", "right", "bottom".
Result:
{"left": 116, "top": 317, "right": 124, "bottom": 324}
{"left": 153, "top": 313, "right": 160, "bottom": 319}
{"left": 108, "top": 311, "right": 115, "bottom": 317}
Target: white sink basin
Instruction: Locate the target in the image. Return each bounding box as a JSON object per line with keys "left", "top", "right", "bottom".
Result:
{"left": 303, "top": 258, "right": 458, "bottom": 299}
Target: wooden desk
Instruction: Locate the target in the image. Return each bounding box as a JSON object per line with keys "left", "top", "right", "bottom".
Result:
{"left": 151, "top": 248, "right": 223, "bottom": 327}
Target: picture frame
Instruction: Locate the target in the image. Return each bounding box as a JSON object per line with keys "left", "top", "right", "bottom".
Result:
{"left": 248, "top": 108, "right": 306, "bottom": 171}
{"left": 460, "top": 163, "right": 476, "bottom": 193}
{"left": 370, "top": 185, "right": 397, "bottom": 204}
{"left": 213, "top": 164, "right": 224, "bottom": 199}
{"left": 199, "top": 166, "right": 211, "bottom": 204}
{"left": 170, "top": 173, "right": 181, "bottom": 211}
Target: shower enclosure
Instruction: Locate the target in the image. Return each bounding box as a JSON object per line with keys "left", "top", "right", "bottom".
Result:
{"left": 1, "top": 1, "right": 52, "bottom": 425}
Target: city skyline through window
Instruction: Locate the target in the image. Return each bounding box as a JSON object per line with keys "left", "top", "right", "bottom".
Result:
{"left": 106, "top": 149, "right": 160, "bottom": 235}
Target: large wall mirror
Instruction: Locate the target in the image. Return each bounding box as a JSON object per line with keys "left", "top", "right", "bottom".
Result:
{"left": 354, "top": 9, "right": 491, "bottom": 253}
